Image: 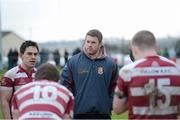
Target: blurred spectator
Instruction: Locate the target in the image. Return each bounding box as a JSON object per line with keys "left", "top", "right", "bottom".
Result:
{"left": 64, "top": 49, "right": 69, "bottom": 63}
{"left": 12, "top": 49, "right": 19, "bottom": 68}
{"left": 39, "top": 48, "right": 49, "bottom": 64}
{"left": 7, "top": 48, "right": 19, "bottom": 70}
{"left": 53, "top": 49, "right": 61, "bottom": 66}
{"left": 72, "top": 48, "right": 81, "bottom": 56}
{"left": 162, "top": 47, "right": 169, "bottom": 58}
{"left": 7, "top": 49, "right": 13, "bottom": 70}
{"left": 176, "top": 47, "right": 180, "bottom": 58}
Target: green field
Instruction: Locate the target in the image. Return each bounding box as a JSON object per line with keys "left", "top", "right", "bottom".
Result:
{"left": 0, "top": 69, "right": 4, "bottom": 119}
{"left": 0, "top": 69, "right": 128, "bottom": 119}
{"left": 112, "top": 111, "right": 128, "bottom": 119}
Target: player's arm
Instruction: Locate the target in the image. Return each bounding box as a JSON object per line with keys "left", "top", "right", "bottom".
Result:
{"left": 0, "top": 89, "right": 13, "bottom": 119}
{"left": 113, "top": 86, "right": 128, "bottom": 114}
{"left": 12, "top": 109, "right": 19, "bottom": 119}
{"left": 64, "top": 92, "right": 74, "bottom": 119}
{"left": 63, "top": 114, "right": 72, "bottom": 119}
{"left": 60, "top": 62, "right": 74, "bottom": 93}
{"left": 11, "top": 93, "right": 19, "bottom": 119}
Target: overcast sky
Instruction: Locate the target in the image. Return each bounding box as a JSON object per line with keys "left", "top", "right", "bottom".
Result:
{"left": 1, "top": 0, "right": 180, "bottom": 43}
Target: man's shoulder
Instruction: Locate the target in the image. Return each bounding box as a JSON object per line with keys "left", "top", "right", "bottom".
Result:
{"left": 69, "top": 52, "right": 84, "bottom": 61}
{"left": 104, "top": 56, "right": 119, "bottom": 68}
{"left": 4, "top": 66, "right": 19, "bottom": 76}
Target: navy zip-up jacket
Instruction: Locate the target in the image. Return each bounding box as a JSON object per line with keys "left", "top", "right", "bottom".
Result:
{"left": 60, "top": 50, "right": 118, "bottom": 116}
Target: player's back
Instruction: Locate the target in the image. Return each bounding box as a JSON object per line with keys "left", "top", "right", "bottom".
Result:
{"left": 120, "top": 55, "right": 180, "bottom": 119}
{"left": 12, "top": 80, "right": 74, "bottom": 120}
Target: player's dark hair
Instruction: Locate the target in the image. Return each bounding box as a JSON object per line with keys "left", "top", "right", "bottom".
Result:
{"left": 20, "top": 40, "right": 39, "bottom": 54}
{"left": 86, "top": 29, "right": 103, "bottom": 43}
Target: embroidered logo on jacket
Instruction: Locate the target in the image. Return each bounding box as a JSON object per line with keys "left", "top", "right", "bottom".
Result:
{"left": 97, "top": 67, "right": 104, "bottom": 75}
{"left": 78, "top": 68, "right": 88, "bottom": 74}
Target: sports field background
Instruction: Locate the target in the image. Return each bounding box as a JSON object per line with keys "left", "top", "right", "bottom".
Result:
{"left": 0, "top": 69, "right": 128, "bottom": 119}
{"left": 0, "top": 70, "right": 5, "bottom": 119}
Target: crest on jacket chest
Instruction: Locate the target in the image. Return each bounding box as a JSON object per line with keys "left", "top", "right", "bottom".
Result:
{"left": 97, "top": 66, "right": 104, "bottom": 75}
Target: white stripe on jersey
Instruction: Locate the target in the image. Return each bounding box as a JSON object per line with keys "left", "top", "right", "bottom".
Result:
{"left": 17, "top": 86, "right": 70, "bottom": 103}
{"left": 19, "top": 111, "right": 62, "bottom": 120}
{"left": 130, "top": 86, "right": 180, "bottom": 96}
{"left": 132, "top": 106, "right": 177, "bottom": 115}
{"left": 19, "top": 99, "right": 65, "bottom": 113}
{"left": 132, "top": 67, "right": 180, "bottom": 77}
{"left": 32, "top": 73, "right": 35, "bottom": 78}
{"left": 17, "top": 86, "right": 35, "bottom": 99}
{"left": 14, "top": 73, "right": 28, "bottom": 78}
{"left": 58, "top": 91, "right": 70, "bottom": 103}
{"left": 15, "top": 86, "right": 23, "bottom": 91}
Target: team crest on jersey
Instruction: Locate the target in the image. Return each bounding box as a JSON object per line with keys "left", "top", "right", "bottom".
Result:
{"left": 97, "top": 67, "right": 103, "bottom": 75}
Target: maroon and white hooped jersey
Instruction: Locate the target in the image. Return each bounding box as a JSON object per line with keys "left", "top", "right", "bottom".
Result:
{"left": 11, "top": 80, "right": 74, "bottom": 120}
{"left": 0, "top": 65, "right": 36, "bottom": 91}
{"left": 117, "top": 55, "right": 180, "bottom": 119}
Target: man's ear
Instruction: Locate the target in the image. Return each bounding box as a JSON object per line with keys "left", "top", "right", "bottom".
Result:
{"left": 133, "top": 45, "right": 140, "bottom": 55}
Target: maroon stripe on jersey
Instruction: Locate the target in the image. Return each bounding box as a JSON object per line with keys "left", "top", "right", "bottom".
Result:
{"left": 57, "top": 87, "right": 72, "bottom": 96}
{"left": 135, "top": 56, "right": 176, "bottom": 68}
{"left": 117, "top": 77, "right": 129, "bottom": 96}
{"left": 171, "top": 96, "right": 180, "bottom": 105}
{"left": 170, "top": 76, "right": 180, "bottom": 86}
{"left": 14, "top": 78, "right": 33, "bottom": 86}
{"left": 17, "top": 93, "right": 33, "bottom": 105}
{"left": 129, "top": 77, "right": 150, "bottom": 87}
{"left": 130, "top": 114, "right": 177, "bottom": 119}
{"left": 20, "top": 104, "right": 64, "bottom": 118}
{"left": 16, "top": 92, "right": 69, "bottom": 111}
{"left": 56, "top": 97, "right": 67, "bottom": 109}
{"left": 129, "top": 96, "right": 149, "bottom": 106}
{"left": 0, "top": 77, "right": 13, "bottom": 87}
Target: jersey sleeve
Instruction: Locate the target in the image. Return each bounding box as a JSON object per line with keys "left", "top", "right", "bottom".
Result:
{"left": 1, "top": 77, "right": 14, "bottom": 87}
{"left": 60, "top": 62, "right": 74, "bottom": 93}
{"left": 117, "top": 67, "right": 132, "bottom": 97}
{"left": 0, "top": 71, "right": 14, "bottom": 90}
{"left": 64, "top": 92, "right": 74, "bottom": 118}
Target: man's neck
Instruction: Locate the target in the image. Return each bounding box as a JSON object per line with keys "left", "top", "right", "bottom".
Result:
{"left": 21, "top": 64, "right": 32, "bottom": 71}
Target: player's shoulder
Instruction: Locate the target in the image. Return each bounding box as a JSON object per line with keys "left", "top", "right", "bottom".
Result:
{"left": 5, "top": 66, "right": 19, "bottom": 74}
{"left": 159, "top": 56, "right": 176, "bottom": 64}
{"left": 4, "top": 66, "right": 19, "bottom": 77}
{"left": 120, "top": 58, "right": 146, "bottom": 72}
{"left": 119, "top": 58, "right": 146, "bottom": 81}
{"left": 55, "top": 83, "right": 74, "bottom": 97}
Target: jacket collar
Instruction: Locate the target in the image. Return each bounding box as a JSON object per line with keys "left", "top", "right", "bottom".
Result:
{"left": 83, "top": 45, "right": 107, "bottom": 60}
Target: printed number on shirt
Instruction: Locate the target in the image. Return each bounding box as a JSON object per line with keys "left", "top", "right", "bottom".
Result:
{"left": 144, "top": 78, "right": 171, "bottom": 109}
{"left": 33, "top": 85, "right": 58, "bottom": 100}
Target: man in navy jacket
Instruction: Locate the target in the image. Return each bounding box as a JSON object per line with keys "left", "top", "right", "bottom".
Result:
{"left": 60, "top": 29, "right": 119, "bottom": 119}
